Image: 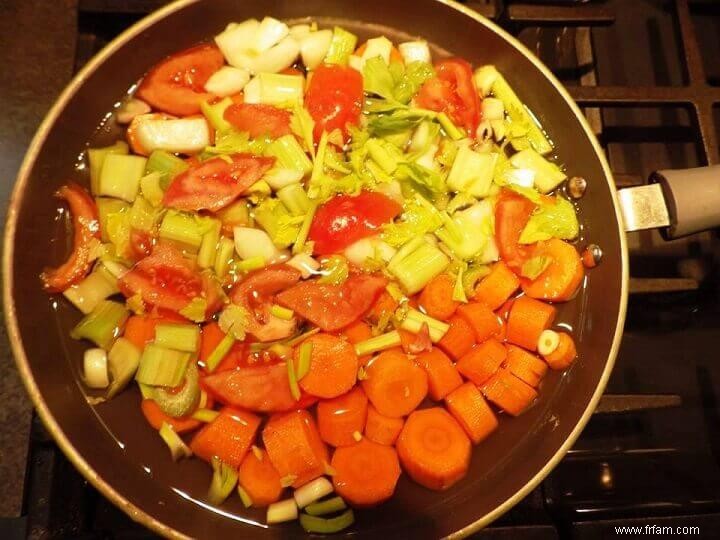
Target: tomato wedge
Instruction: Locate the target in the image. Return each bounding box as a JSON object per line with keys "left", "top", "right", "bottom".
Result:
{"left": 163, "top": 153, "right": 275, "bottom": 212}
{"left": 305, "top": 64, "right": 363, "bottom": 142}
{"left": 224, "top": 103, "right": 292, "bottom": 139}
{"left": 495, "top": 189, "right": 537, "bottom": 271}
{"left": 41, "top": 183, "right": 99, "bottom": 292}
{"left": 276, "top": 274, "right": 387, "bottom": 332}
{"left": 136, "top": 44, "right": 224, "bottom": 116}
{"left": 129, "top": 229, "right": 154, "bottom": 260}
{"left": 308, "top": 191, "right": 403, "bottom": 255}
{"left": 416, "top": 58, "right": 481, "bottom": 136}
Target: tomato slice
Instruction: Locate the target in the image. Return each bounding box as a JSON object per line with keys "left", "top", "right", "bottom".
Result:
{"left": 276, "top": 274, "right": 387, "bottom": 332}
{"left": 163, "top": 153, "right": 275, "bottom": 212}
{"left": 41, "top": 183, "right": 100, "bottom": 292}
{"left": 136, "top": 44, "right": 224, "bottom": 116}
{"left": 129, "top": 229, "right": 154, "bottom": 260}
{"left": 305, "top": 64, "right": 363, "bottom": 142}
{"left": 308, "top": 191, "right": 403, "bottom": 255}
{"left": 224, "top": 103, "right": 292, "bottom": 139}
{"left": 416, "top": 58, "right": 481, "bottom": 136}
{"left": 495, "top": 189, "right": 537, "bottom": 270}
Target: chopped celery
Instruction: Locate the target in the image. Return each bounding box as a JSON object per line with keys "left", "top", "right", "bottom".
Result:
{"left": 192, "top": 408, "right": 220, "bottom": 423}
{"left": 214, "top": 237, "right": 236, "bottom": 278}
{"left": 106, "top": 337, "right": 141, "bottom": 398}
{"left": 253, "top": 198, "right": 301, "bottom": 248}
{"left": 208, "top": 456, "right": 238, "bottom": 506}
{"left": 305, "top": 496, "right": 347, "bottom": 517}
{"left": 382, "top": 195, "right": 443, "bottom": 247}
{"left": 308, "top": 131, "right": 328, "bottom": 198}
{"left": 317, "top": 255, "right": 349, "bottom": 286}
{"left": 354, "top": 330, "right": 402, "bottom": 357}
{"left": 159, "top": 211, "right": 204, "bottom": 252}
{"left": 63, "top": 265, "right": 119, "bottom": 314}
{"left": 265, "top": 134, "right": 313, "bottom": 176}
{"left": 201, "top": 97, "right": 233, "bottom": 131}
{"left": 205, "top": 332, "right": 235, "bottom": 373}
{"left": 436, "top": 201, "right": 494, "bottom": 260}
{"left": 286, "top": 356, "right": 301, "bottom": 401}
{"left": 519, "top": 195, "right": 578, "bottom": 244}
{"left": 264, "top": 167, "right": 304, "bottom": 191}
{"left": 96, "top": 198, "right": 129, "bottom": 243}
{"left": 98, "top": 153, "right": 147, "bottom": 202}
{"left": 437, "top": 112, "right": 465, "bottom": 140}
{"left": 244, "top": 73, "right": 304, "bottom": 107}
{"left": 400, "top": 309, "right": 449, "bottom": 342}
{"left": 197, "top": 219, "right": 221, "bottom": 269}
{"left": 129, "top": 196, "right": 159, "bottom": 231}
{"left": 139, "top": 172, "right": 164, "bottom": 207}
{"left": 269, "top": 304, "right": 294, "bottom": 320}
{"left": 509, "top": 148, "right": 566, "bottom": 193}
{"left": 463, "top": 263, "right": 492, "bottom": 297}
{"left": 180, "top": 297, "right": 208, "bottom": 323}
{"left": 152, "top": 363, "right": 201, "bottom": 417}
{"left": 83, "top": 348, "right": 109, "bottom": 389}
{"left": 88, "top": 141, "right": 129, "bottom": 195}
{"left": 300, "top": 509, "right": 355, "bottom": 534}
{"left": 296, "top": 341, "right": 313, "bottom": 380}
{"left": 135, "top": 344, "right": 191, "bottom": 387}
{"left": 105, "top": 208, "right": 132, "bottom": 257}
{"left": 366, "top": 139, "right": 398, "bottom": 174}
{"left": 277, "top": 183, "right": 311, "bottom": 216}
{"left": 452, "top": 266, "right": 468, "bottom": 303}
{"left": 71, "top": 300, "right": 129, "bottom": 350}
{"left": 154, "top": 323, "right": 200, "bottom": 353}
{"left": 388, "top": 240, "right": 450, "bottom": 295}
{"left": 218, "top": 304, "right": 249, "bottom": 340}
{"left": 292, "top": 201, "right": 317, "bottom": 254}
{"left": 267, "top": 499, "right": 299, "bottom": 524}
{"left": 145, "top": 150, "right": 188, "bottom": 190}
{"left": 236, "top": 256, "right": 266, "bottom": 272}
{"left": 446, "top": 146, "right": 498, "bottom": 197}
{"left": 159, "top": 422, "right": 192, "bottom": 461}
{"left": 290, "top": 103, "right": 316, "bottom": 158}
{"left": 324, "top": 26, "right": 357, "bottom": 65}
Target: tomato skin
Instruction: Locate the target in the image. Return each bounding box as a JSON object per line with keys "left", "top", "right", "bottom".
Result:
{"left": 224, "top": 103, "right": 292, "bottom": 139}
{"left": 495, "top": 189, "right": 537, "bottom": 270}
{"left": 136, "top": 44, "right": 224, "bottom": 116}
{"left": 308, "top": 191, "right": 403, "bottom": 255}
{"left": 305, "top": 64, "right": 363, "bottom": 142}
{"left": 129, "top": 229, "right": 154, "bottom": 260}
{"left": 41, "top": 183, "right": 100, "bottom": 292}
{"left": 163, "top": 153, "right": 275, "bottom": 212}
{"left": 416, "top": 58, "right": 481, "bottom": 136}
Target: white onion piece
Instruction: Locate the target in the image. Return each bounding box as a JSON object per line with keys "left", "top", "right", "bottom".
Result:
{"left": 289, "top": 24, "right": 312, "bottom": 39}
{"left": 134, "top": 116, "right": 210, "bottom": 154}
{"left": 481, "top": 97, "right": 505, "bottom": 121}
{"left": 287, "top": 253, "right": 320, "bottom": 278}
{"left": 300, "top": 29, "right": 333, "bottom": 70}
{"left": 344, "top": 236, "right": 397, "bottom": 267}
{"left": 473, "top": 65, "right": 499, "bottom": 97}
{"left": 399, "top": 40, "right": 431, "bottom": 64}
{"left": 242, "top": 76, "right": 261, "bottom": 103}
{"left": 204, "top": 66, "right": 251, "bottom": 97}
{"left": 253, "top": 17, "right": 289, "bottom": 53}
{"left": 234, "top": 227, "right": 280, "bottom": 261}
{"left": 348, "top": 54, "right": 363, "bottom": 72}
{"left": 293, "top": 477, "right": 334, "bottom": 508}
{"left": 252, "top": 36, "right": 300, "bottom": 74}
{"left": 266, "top": 499, "right": 298, "bottom": 524}
{"left": 84, "top": 348, "right": 109, "bottom": 389}
{"left": 362, "top": 36, "right": 393, "bottom": 64}
{"left": 215, "top": 19, "right": 260, "bottom": 69}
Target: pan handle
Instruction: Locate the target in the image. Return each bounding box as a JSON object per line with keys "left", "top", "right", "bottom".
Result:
{"left": 618, "top": 165, "right": 720, "bottom": 238}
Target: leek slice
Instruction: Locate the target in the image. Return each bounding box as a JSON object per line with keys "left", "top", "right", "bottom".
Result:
{"left": 277, "top": 183, "right": 311, "bottom": 216}
{"left": 87, "top": 141, "right": 129, "bottom": 196}
{"left": 151, "top": 363, "right": 201, "bottom": 418}
{"left": 305, "top": 496, "right": 347, "bottom": 517}
{"left": 96, "top": 198, "right": 129, "bottom": 243}
{"left": 208, "top": 457, "right": 238, "bottom": 506}
{"left": 159, "top": 211, "right": 204, "bottom": 253}
{"left": 139, "top": 172, "right": 164, "bottom": 207}
{"left": 63, "top": 265, "right": 119, "bottom": 315}
{"left": 159, "top": 422, "right": 192, "bottom": 461}
{"left": 71, "top": 300, "right": 129, "bottom": 350}
{"left": 145, "top": 150, "right": 188, "bottom": 190}
{"left": 244, "top": 73, "right": 304, "bottom": 106}
{"left": 294, "top": 477, "right": 334, "bottom": 508}
{"left": 214, "top": 237, "right": 236, "bottom": 278}
{"left": 299, "top": 510, "right": 355, "bottom": 534}
{"left": 509, "top": 148, "right": 566, "bottom": 194}
{"left": 98, "top": 154, "right": 147, "bottom": 202}
{"left": 286, "top": 356, "right": 301, "bottom": 401}
{"left": 106, "top": 337, "right": 141, "bottom": 398}
{"left": 83, "top": 348, "right": 109, "bottom": 389}
{"left": 135, "top": 344, "right": 191, "bottom": 387}
{"left": 354, "top": 331, "right": 402, "bottom": 357}
{"left": 296, "top": 341, "right": 313, "bottom": 381}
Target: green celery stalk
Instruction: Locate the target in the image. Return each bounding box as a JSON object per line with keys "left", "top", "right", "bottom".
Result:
{"left": 98, "top": 153, "right": 147, "bottom": 202}
{"left": 205, "top": 331, "right": 236, "bottom": 373}
{"left": 201, "top": 97, "right": 233, "bottom": 131}
{"left": 217, "top": 200, "right": 250, "bottom": 229}
{"left": 192, "top": 408, "right": 220, "bottom": 423}
{"left": 87, "top": 141, "right": 129, "bottom": 195}
{"left": 96, "top": 198, "right": 129, "bottom": 242}
{"left": 63, "top": 265, "right": 119, "bottom": 315}
{"left": 269, "top": 304, "right": 294, "bottom": 320}
{"left": 208, "top": 456, "right": 238, "bottom": 506}
{"left": 265, "top": 134, "right": 313, "bottom": 176}
{"left": 145, "top": 150, "right": 189, "bottom": 190}
{"left": 250, "top": 73, "right": 305, "bottom": 106}
{"left": 366, "top": 139, "right": 398, "bottom": 174}
{"left": 325, "top": 26, "right": 358, "bottom": 66}
{"left": 509, "top": 148, "right": 566, "bottom": 193}
{"left": 140, "top": 172, "right": 164, "bottom": 207}
{"left": 213, "top": 237, "right": 236, "bottom": 278}
{"left": 400, "top": 309, "right": 450, "bottom": 342}
{"left": 197, "top": 219, "right": 221, "bottom": 269}
{"left": 159, "top": 211, "right": 204, "bottom": 252}
{"left": 437, "top": 112, "right": 465, "bottom": 140}
{"left": 296, "top": 341, "right": 313, "bottom": 380}
{"left": 292, "top": 201, "right": 317, "bottom": 255}
{"left": 154, "top": 323, "right": 200, "bottom": 353}
{"left": 135, "top": 344, "right": 191, "bottom": 387}
{"left": 277, "top": 183, "right": 311, "bottom": 216}
{"left": 253, "top": 198, "right": 301, "bottom": 248}
{"left": 388, "top": 240, "right": 450, "bottom": 295}
{"left": 354, "top": 331, "right": 401, "bottom": 357}
{"left": 286, "top": 356, "right": 301, "bottom": 401}
{"left": 70, "top": 300, "right": 129, "bottom": 350}
{"left": 237, "top": 486, "right": 254, "bottom": 508}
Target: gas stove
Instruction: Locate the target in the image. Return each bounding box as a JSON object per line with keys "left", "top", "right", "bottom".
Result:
{"left": 1, "top": 1, "right": 719, "bottom": 538}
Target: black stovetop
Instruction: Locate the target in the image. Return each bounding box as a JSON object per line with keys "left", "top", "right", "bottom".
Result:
{"left": 1, "top": 1, "right": 720, "bottom": 539}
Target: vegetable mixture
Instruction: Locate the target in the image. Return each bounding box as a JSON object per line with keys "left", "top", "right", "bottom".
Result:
{"left": 43, "top": 17, "right": 587, "bottom": 534}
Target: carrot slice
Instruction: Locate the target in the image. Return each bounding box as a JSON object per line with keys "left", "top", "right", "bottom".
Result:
{"left": 418, "top": 273, "right": 459, "bottom": 321}
{"left": 416, "top": 348, "right": 463, "bottom": 401}
{"left": 366, "top": 290, "right": 399, "bottom": 324}
{"left": 294, "top": 333, "right": 358, "bottom": 398}
{"left": 317, "top": 387, "right": 369, "bottom": 447}
{"left": 543, "top": 332, "right": 577, "bottom": 370}
{"left": 238, "top": 447, "right": 283, "bottom": 507}
{"left": 262, "top": 410, "right": 328, "bottom": 488}
{"left": 505, "top": 295, "right": 556, "bottom": 351}
{"left": 140, "top": 399, "right": 201, "bottom": 434}
{"left": 456, "top": 302, "right": 502, "bottom": 343}
{"left": 189, "top": 407, "right": 261, "bottom": 468}
{"left": 505, "top": 344, "right": 548, "bottom": 387}
{"left": 456, "top": 338, "right": 507, "bottom": 386}
{"left": 364, "top": 404, "right": 404, "bottom": 446}
{"left": 521, "top": 238, "right": 584, "bottom": 302}
{"left": 437, "top": 315, "right": 475, "bottom": 360}
{"left": 445, "top": 382, "right": 498, "bottom": 444}
{"left": 124, "top": 315, "right": 168, "bottom": 351}
{"left": 362, "top": 350, "right": 428, "bottom": 418}
{"left": 342, "top": 320, "right": 373, "bottom": 365}
{"left": 473, "top": 261, "right": 520, "bottom": 310}
{"left": 331, "top": 438, "right": 401, "bottom": 507}
{"left": 396, "top": 407, "right": 471, "bottom": 490}
{"left": 481, "top": 368, "right": 538, "bottom": 416}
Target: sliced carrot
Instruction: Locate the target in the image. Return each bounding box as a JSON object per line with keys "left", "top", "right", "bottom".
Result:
{"left": 331, "top": 438, "right": 401, "bottom": 507}
{"left": 262, "top": 410, "right": 329, "bottom": 488}
{"left": 355, "top": 41, "right": 404, "bottom": 64}
{"left": 456, "top": 302, "right": 502, "bottom": 343}
{"left": 521, "top": 238, "right": 584, "bottom": 302}
{"left": 456, "top": 338, "right": 507, "bottom": 386}
{"left": 543, "top": 332, "right": 577, "bottom": 370}
{"left": 361, "top": 350, "right": 428, "bottom": 418}
{"left": 437, "top": 315, "right": 475, "bottom": 360}
{"left": 505, "top": 295, "right": 556, "bottom": 351}
{"left": 445, "top": 382, "right": 498, "bottom": 444}
{"left": 342, "top": 320, "right": 373, "bottom": 365}
{"left": 481, "top": 368, "right": 538, "bottom": 416}
{"left": 294, "top": 333, "right": 358, "bottom": 399}
{"left": 189, "top": 407, "right": 261, "bottom": 468}
{"left": 364, "top": 404, "right": 404, "bottom": 446}
{"left": 473, "top": 261, "right": 520, "bottom": 310}
{"left": 317, "top": 387, "right": 368, "bottom": 447}
{"left": 366, "top": 290, "right": 398, "bottom": 324}
{"left": 124, "top": 315, "right": 159, "bottom": 350}
{"left": 238, "top": 447, "right": 283, "bottom": 507}
{"left": 416, "top": 348, "right": 463, "bottom": 401}
{"left": 505, "top": 344, "right": 548, "bottom": 387}
{"left": 396, "top": 407, "right": 471, "bottom": 490}
{"left": 418, "top": 273, "right": 459, "bottom": 321}
{"left": 140, "top": 399, "right": 201, "bottom": 434}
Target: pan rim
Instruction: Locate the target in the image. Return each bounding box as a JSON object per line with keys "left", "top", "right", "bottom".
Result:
{"left": 2, "top": 0, "right": 629, "bottom": 538}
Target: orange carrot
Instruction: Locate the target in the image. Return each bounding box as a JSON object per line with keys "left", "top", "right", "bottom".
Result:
{"left": 505, "top": 295, "right": 556, "bottom": 351}
{"left": 437, "top": 315, "right": 475, "bottom": 360}
{"left": 521, "top": 239, "right": 584, "bottom": 302}
{"left": 317, "top": 387, "right": 368, "bottom": 447}
{"left": 445, "top": 382, "right": 498, "bottom": 444}
{"left": 481, "top": 368, "right": 538, "bottom": 416}
{"left": 355, "top": 42, "right": 404, "bottom": 64}
{"left": 361, "top": 350, "right": 428, "bottom": 418}
{"left": 366, "top": 290, "right": 399, "bottom": 324}
{"left": 542, "top": 332, "right": 577, "bottom": 370}
{"left": 294, "top": 334, "right": 358, "bottom": 399}
{"left": 140, "top": 399, "right": 201, "bottom": 434}
{"left": 473, "top": 261, "right": 520, "bottom": 310}
{"left": 505, "top": 344, "right": 548, "bottom": 387}
{"left": 416, "top": 348, "right": 463, "bottom": 401}
{"left": 418, "top": 273, "right": 459, "bottom": 321}
{"left": 364, "top": 404, "right": 404, "bottom": 446}
{"left": 262, "top": 410, "right": 329, "bottom": 488}
{"left": 396, "top": 407, "right": 471, "bottom": 490}
{"left": 342, "top": 320, "right": 373, "bottom": 365}
{"left": 457, "top": 302, "right": 502, "bottom": 343}
{"left": 331, "top": 438, "right": 401, "bottom": 506}
{"left": 456, "top": 338, "right": 507, "bottom": 386}
{"left": 238, "top": 447, "right": 283, "bottom": 507}
{"left": 124, "top": 315, "right": 159, "bottom": 350}
{"left": 189, "top": 407, "right": 261, "bottom": 468}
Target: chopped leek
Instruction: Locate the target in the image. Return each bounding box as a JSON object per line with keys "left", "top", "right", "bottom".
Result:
{"left": 139, "top": 172, "right": 164, "bottom": 207}
{"left": 305, "top": 496, "right": 347, "bottom": 517}
{"left": 294, "top": 477, "right": 334, "bottom": 508}
{"left": 87, "top": 141, "right": 129, "bottom": 195}
{"left": 71, "top": 300, "right": 129, "bottom": 350}
{"left": 277, "top": 183, "right": 311, "bottom": 216}
{"left": 292, "top": 200, "right": 317, "bottom": 255}
{"left": 83, "top": 348, "right": 109, "bottom": 389}
{"left": 463, "top": 263, "right": 492, "bottom": 297}
{"left": 201, "top": 97, "right": 233, "bottom": 131}
{"left": 152, "top": 363, "right": 201, "bottom": 417}
{"left": 388, "top": 239, "right": 449, "bottom": 294}
{"left": 192, "top": 408, "right": 220, "bottom": 423}
{"left": 208, "top": 456, "right": 238, "bottom": 506}
{"left": 218, "top": 304, "right": 249, "bottom": 340}
{"left": 98, "top": 153, "right": 147, "bottom": 202}
{"left": 252, "top": 198, "right": 300, "bottom": 248}
{"left": 159, "top": 211, "right": 204, "bottom": 252}
{"left": 296, "top": 341, "right": 313, "bottom": 381}
{"left": 244, "top": 73, "right": 304, "bottom": 106}
{"left": 135, "top": 344, "right": 191, "bottom": 387}
{"left": 317, "top": 255, "right": 349, "bottom": 286}
{"left": 286, "top": 356, "right": 301, "bottom": 401}
{"left": 270, "top": 304, "right": 294, "bottom": 320}
{"left": 354, "top": 330, "right": 402, "bottom": 357}
{"left": 154, "top": 323, "right": 200, "bottom": 353}
{"left": 446, "top": 146, "right": 498, "bottom": 197}
{"left": 509, "top": 148, "right": 566, "bottom": 194}
{"left": 63, "top": 265, "right": 119, "bottom": 315}
{"left": 324, "top": 26, "right": 357, "bottom": 66}
{"left": 205, "top": 332, "right": 236, "bottom": 373}
{"left": 197, "top": 219, "right": 221, "bottom": 269}
{"left": 145, "top": 150, "right": 188, "bottom": 190}
{"left": 400, "top": 309, "right": 449, "bottom": 342}
{"left": 159, "top": 422, "right": 192, "bottom": 461}
{"left": 299, "top": 509, "right": 355, "bottom": 534}
{"left": 267, "top": 499, "right": 299, "bottom": 524}
{"left": 382, "top": 195, "right": 443, "bottom": 247}
{"left": 399, "top": 41, "right": 431, "bottom": 64}
{"left": 265, "top": 134, "right": 313, "bottom": 175}
{"left": 106, "top": 337, "right": 141, "bottom": 398}
{"left": 214, "top": 237, "right": 236, "bottom": 278}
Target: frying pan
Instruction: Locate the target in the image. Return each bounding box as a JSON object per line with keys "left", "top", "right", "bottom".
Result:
{"left": 6, "top": 0, "right": 715, "bottom": 538}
